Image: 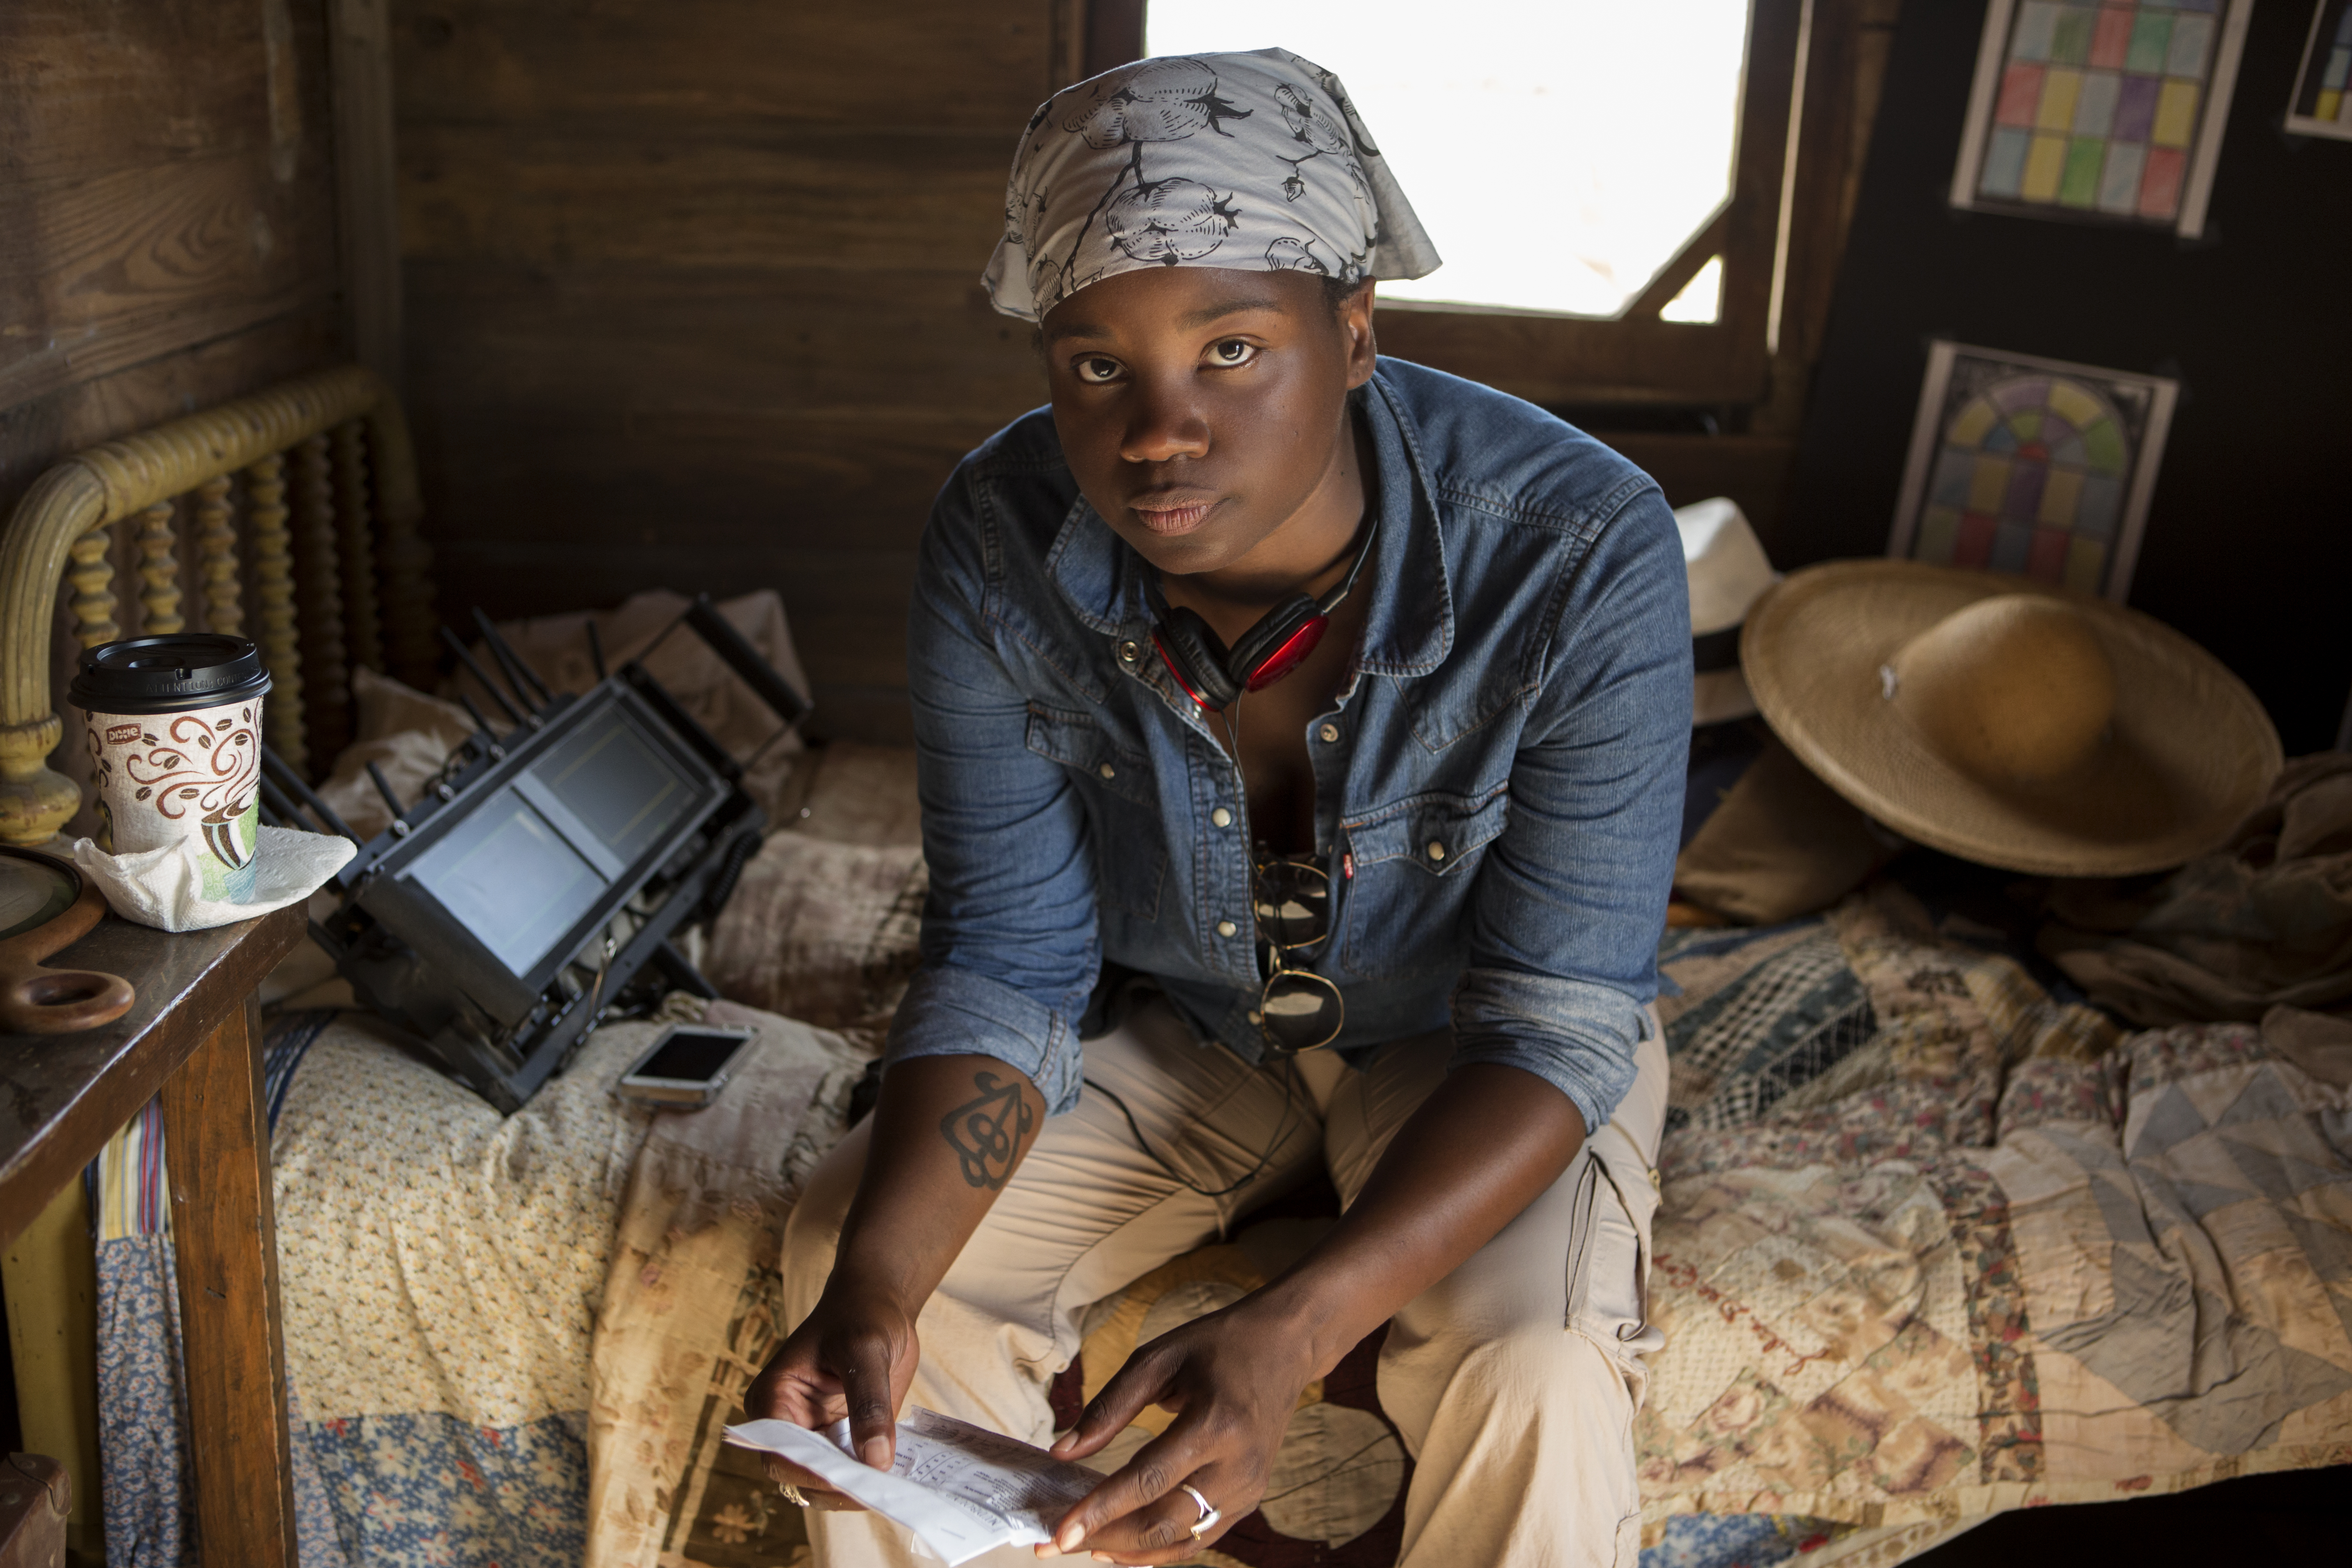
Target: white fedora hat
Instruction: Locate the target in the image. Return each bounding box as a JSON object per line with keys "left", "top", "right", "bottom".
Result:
{"left": 1675, "top": 498, "right": 1780, "bottom": 725}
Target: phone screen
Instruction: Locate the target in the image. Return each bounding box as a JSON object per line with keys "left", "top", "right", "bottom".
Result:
{"left": 633, "top": 1029, "right": 749, "bottom": 1084}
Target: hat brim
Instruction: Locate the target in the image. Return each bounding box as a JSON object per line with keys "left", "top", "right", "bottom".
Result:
{"left": 1740, "top": 561, "right": 2282, "bottom": 877}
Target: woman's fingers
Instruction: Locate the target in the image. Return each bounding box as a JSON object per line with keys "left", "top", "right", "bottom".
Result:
{"left": 1046, "top": 1417, "right": 1232, "bottom": 1558}
{"left": 1048, "top": 1344, "right": 1176, "bottom": 1462}
{"left": 834, "top": 1328, "right": 905, "bottom": 1471}
{"left": 756, "top": 1457, "right": 865, "bottom": 1514}
{"left": 1063, "top": 1458, "right": 1243, "bottom": 1565}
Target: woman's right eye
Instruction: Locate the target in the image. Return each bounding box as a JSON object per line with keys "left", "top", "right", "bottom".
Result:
{"left": 1073, "top": 356, "right": 1124, "bottom": 384}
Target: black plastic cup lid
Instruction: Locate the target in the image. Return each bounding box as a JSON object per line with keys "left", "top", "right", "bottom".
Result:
{"left": 69, "top": 634, "right": 272, "bottom": 715}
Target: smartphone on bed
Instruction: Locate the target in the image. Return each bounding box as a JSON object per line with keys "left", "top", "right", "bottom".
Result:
{"left": 615, "top": 1024, "right": 758, "bottom": 1108}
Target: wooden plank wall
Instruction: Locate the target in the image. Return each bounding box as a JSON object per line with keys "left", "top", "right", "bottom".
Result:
{"left": 0, "top": 1, "right": 348, "bottom": 525}
{"left": 394, "top": 1, "right": 1076, "bottom": 743}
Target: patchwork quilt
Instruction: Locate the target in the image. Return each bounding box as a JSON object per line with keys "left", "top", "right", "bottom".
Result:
{"left": 1633, "top": 889, "right": 2352, "bottom": 1545}
{"left": 91, "top": 862, "right": 2352, "bottom": 1568}
{"left": 95, "top": 1005, "right": 668, "bottom": 1567}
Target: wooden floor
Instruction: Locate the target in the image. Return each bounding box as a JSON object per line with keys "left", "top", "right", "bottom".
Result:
{"left": 1911, "top": 1464, "right": 2351, "bottom": 1565}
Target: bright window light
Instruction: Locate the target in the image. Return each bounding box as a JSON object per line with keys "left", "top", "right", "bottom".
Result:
{"left": 1659, "top": 255, "right": 1724, "bottom": 323}
{"left": 1145, "top": 1, "right": 1753, "bottom": 318}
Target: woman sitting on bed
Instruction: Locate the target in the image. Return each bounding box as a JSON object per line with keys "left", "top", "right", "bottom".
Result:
{"left": 748, "top": 49, "right": 1689, "bottom": 1568}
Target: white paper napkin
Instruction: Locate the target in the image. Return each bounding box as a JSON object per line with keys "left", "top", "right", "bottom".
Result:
{"left": 74, "top": 825, "right": 356, "bottom": 933}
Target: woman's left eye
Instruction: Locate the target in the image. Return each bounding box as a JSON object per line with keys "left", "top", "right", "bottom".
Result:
{"left": 1207, "top": 339, "right": 1259, "bottom": 367}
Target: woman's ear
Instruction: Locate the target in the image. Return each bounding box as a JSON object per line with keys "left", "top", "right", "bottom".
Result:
{"left": 1343, "top": 280, "right": 1379, "bottom": 389}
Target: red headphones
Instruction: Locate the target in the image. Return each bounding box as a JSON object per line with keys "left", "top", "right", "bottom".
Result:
{"left": 1148, "top": 516, "right": 1379, "bottom": 712}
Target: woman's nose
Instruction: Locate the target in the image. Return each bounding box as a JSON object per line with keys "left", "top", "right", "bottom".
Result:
{"left": 1119, "top": 378, "right": 1210, "bottom": 464}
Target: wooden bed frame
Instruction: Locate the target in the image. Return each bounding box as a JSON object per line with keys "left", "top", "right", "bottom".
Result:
{"left": 0, "top": 366, "right": 438, "bottom": 847}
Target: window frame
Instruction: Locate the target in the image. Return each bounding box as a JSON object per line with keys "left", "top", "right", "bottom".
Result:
{"left": 1077, "top": 0, "right": 1812, "bottom": 408}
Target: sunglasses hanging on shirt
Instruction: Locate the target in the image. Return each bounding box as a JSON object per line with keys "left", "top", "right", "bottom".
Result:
{"left": 1147, "top": 514, "right": 1379, "bottom": 712}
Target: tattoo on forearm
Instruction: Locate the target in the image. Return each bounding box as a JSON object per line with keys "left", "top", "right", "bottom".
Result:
{"left": 939, "top": 1071, "right": 1036, "bottom": 1190}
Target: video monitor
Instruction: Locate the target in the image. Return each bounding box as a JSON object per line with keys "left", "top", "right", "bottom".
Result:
{"left": 409, "top": 794, "right": 603, "bottom": 978}
{"left": 384, "top": 690, "right": 719, "bottom": 998}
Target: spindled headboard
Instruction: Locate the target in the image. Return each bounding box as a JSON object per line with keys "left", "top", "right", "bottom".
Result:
{"left": 0, "top": 366, "right": 437, "bottom": 846}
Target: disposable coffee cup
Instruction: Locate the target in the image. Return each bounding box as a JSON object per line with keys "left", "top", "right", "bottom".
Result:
{"left": 70, "top": 634, "right": 272, "bottom": 903}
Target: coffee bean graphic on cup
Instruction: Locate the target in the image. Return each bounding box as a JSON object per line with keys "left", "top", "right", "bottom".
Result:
{"left": 70, "top": 635, "right": 272, "bottom": 903}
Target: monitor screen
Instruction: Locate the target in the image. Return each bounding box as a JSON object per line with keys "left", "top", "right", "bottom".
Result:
{"left": 535, "top": 709, "right": 693, "bottom": 866}
{"left": 409, "top": 793, "right": 606, "bottom": 978}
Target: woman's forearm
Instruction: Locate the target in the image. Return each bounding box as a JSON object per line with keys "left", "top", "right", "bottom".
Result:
{"left": 826, "top": 1053, "right": 1049, "bottom": 1310}
{"left": 1249, "top": 1062, "right": 1586, "bottom": 1370}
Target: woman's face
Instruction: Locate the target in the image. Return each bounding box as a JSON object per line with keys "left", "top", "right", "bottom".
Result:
{"left": 1040, "top": 266, "right": 1377, "bottom": 582}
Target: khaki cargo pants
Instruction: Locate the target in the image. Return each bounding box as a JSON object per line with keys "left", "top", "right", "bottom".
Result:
{"left": 783, "top": 1000, "right": 1667, "bottom": 1568}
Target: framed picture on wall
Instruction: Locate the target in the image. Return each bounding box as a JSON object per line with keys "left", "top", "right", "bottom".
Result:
{"left": 2287, "top": 1, "right": 2352, "bottom": 139}
{"left": 1889, "top": 341, "right": 2178, "bottom": 602}
{"left": 1949, "top": 0, "right": 2252, "bottom": 237}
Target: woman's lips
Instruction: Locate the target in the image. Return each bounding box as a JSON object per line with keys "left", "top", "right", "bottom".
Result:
{"left": 1130, "top": 495, "right": 1220, "bottom": 535}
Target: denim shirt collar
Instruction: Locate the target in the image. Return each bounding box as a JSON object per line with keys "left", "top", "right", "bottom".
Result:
{"left": 1043, "top": 364, "right": 1454, "bottom": 677}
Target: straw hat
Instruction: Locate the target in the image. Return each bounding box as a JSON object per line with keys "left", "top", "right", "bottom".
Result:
{"left": 1740, "top": 560, "right": 2281, "bottom": 876}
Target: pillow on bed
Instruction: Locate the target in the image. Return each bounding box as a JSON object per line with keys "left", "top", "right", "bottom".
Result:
{"left": 702, "top": 830, "right": 925, "bottom": 1036}
{"left": 313, "top": 667, "right": 474, "bottom": 840}
{"left": 463, "top": 589, "right": 811, "bottom": 826}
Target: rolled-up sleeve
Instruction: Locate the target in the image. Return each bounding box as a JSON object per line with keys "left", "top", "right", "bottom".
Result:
{"left": 881, "top": 470, "right": 1100, "bottom": 1115}
{"left": 1449, "top": 485, "right": 1690, "bottom": 1134}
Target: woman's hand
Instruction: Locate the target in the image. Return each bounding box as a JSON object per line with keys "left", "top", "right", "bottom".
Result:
{"left": 1039, "top": 1297, "right": 1321, "bottom": 1563}
{"left": 742, "top": 1283, "right": 921, "bottom": 1511}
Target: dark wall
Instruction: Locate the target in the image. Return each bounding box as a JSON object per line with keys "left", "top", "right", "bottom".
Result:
{"left": 0, "top": 0, "right": 346, "bottom": 521}
{"left": 1787, "top": 0, "right": 2351, "bottom": 753}
{"left": 392, "top": 1, "right": 1073, "bottom": 746}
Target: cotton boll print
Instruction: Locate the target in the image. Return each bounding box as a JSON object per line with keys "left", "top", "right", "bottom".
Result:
{"left": 1107, "top": 178, "right": 1242, "bottom": 264}
{"left": 1067, "top": 57, "right": 1254, "bottom": 147}
{"left": 1265, "top": 236, "right": 1332, "bottom": 274}
{"left": 1275, "top": 82, "right": 1366, "bottom": 200}
{"left": 982, "top": 47, "right": 1440, "bottom": 321}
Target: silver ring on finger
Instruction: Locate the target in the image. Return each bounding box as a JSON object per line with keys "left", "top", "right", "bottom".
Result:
{"left": 777, "top": 1481, "right": 809, "bottom": 1507}
{"left": 1179, "top": 1482, "right": 1220, "bottom": 1540}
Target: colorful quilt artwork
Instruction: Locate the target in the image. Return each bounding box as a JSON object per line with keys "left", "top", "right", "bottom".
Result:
{"left": 1951, "top": 0, "right": 2251, "bottom": 237}
{"left": 2287, "top": 1, "right": 2352, "bottom": 140}
{"left": 1889, "top": 341, "right": 2178, "bottom": 601}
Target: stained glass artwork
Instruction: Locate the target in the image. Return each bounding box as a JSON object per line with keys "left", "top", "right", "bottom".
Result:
{"left": 2287, "top": 1, "right": 2352, "bottom": 140}
{"left": 1890, "top": 343, "right": 2178, "bottom": 602}
{"left": 1951, "top": 0, "right": 2251, "bottom": 237}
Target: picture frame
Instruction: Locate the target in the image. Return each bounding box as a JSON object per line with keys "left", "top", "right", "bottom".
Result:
{"left": 1889, "top": 340, "right": 2179, "bottom": 602}
{"left": 1949, "top": 0, "right": 2252, "bottom": 238}
{"left": 2285, "top": 0, "right": 2352, "bottom": 140}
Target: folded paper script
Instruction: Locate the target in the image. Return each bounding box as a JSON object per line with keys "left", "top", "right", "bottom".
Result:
{"left": 723, "top": 1408, "right": 1101, "bottom": 1566}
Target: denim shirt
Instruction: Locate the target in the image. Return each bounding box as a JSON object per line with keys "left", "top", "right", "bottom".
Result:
{"left": 884, "top": 357, "right": 1691, "bottom": 1135}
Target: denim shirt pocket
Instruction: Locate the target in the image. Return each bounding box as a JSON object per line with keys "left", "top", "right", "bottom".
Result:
{"left": 1024, "top": 705, "right": 1168, "bottom": 920}
{"left": 1338, "top": 784, "right": 1510, "bottom": 973}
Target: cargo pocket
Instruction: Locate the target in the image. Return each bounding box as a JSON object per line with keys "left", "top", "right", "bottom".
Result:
{"left": 1566, "top": 1122, "right": 1664, "bottom": 1410}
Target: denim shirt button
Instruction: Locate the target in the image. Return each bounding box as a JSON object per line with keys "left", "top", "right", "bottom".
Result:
{"left": 1318, "top": 722, "right": 1341, "bottom": 743}
{"left": 1098, "top": 762, "right": 1116, "bottom": 780}
{"left": 1210, "top": 807, "right": 1233, "bottom": 828}
{"left": 1426, "top": 840, "right": 1447, "bottom": 862}
{"left": 1117, "top": 640, "right": 1141, "bottom": 666}
{"left": 1216, "top": 919, "right": 1239, "bottom": 938}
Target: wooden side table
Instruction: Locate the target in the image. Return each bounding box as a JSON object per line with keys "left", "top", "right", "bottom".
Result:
{"left": 0, "top": 903, "right": 305, "bottom": 1568}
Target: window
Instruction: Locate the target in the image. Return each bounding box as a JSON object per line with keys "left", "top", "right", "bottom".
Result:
{"left": 1086, "top": 0, "right": 1813, "bottom": 407}
{"left": 1149, "top": 1, "right": 1751, "bottom": 321}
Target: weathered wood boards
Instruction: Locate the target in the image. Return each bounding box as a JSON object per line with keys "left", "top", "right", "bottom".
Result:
{"left": 395, "top": 1, "right": 1066, "bottom": 742}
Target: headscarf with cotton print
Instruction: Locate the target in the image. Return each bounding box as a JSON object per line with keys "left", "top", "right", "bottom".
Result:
{"left": 983, "top": 48, "right": 1442, "bottom": 322}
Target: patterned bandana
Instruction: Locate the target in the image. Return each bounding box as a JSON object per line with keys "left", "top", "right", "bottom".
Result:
{"left": 983, "top": 49, "right": 1441, "bottom": 322}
